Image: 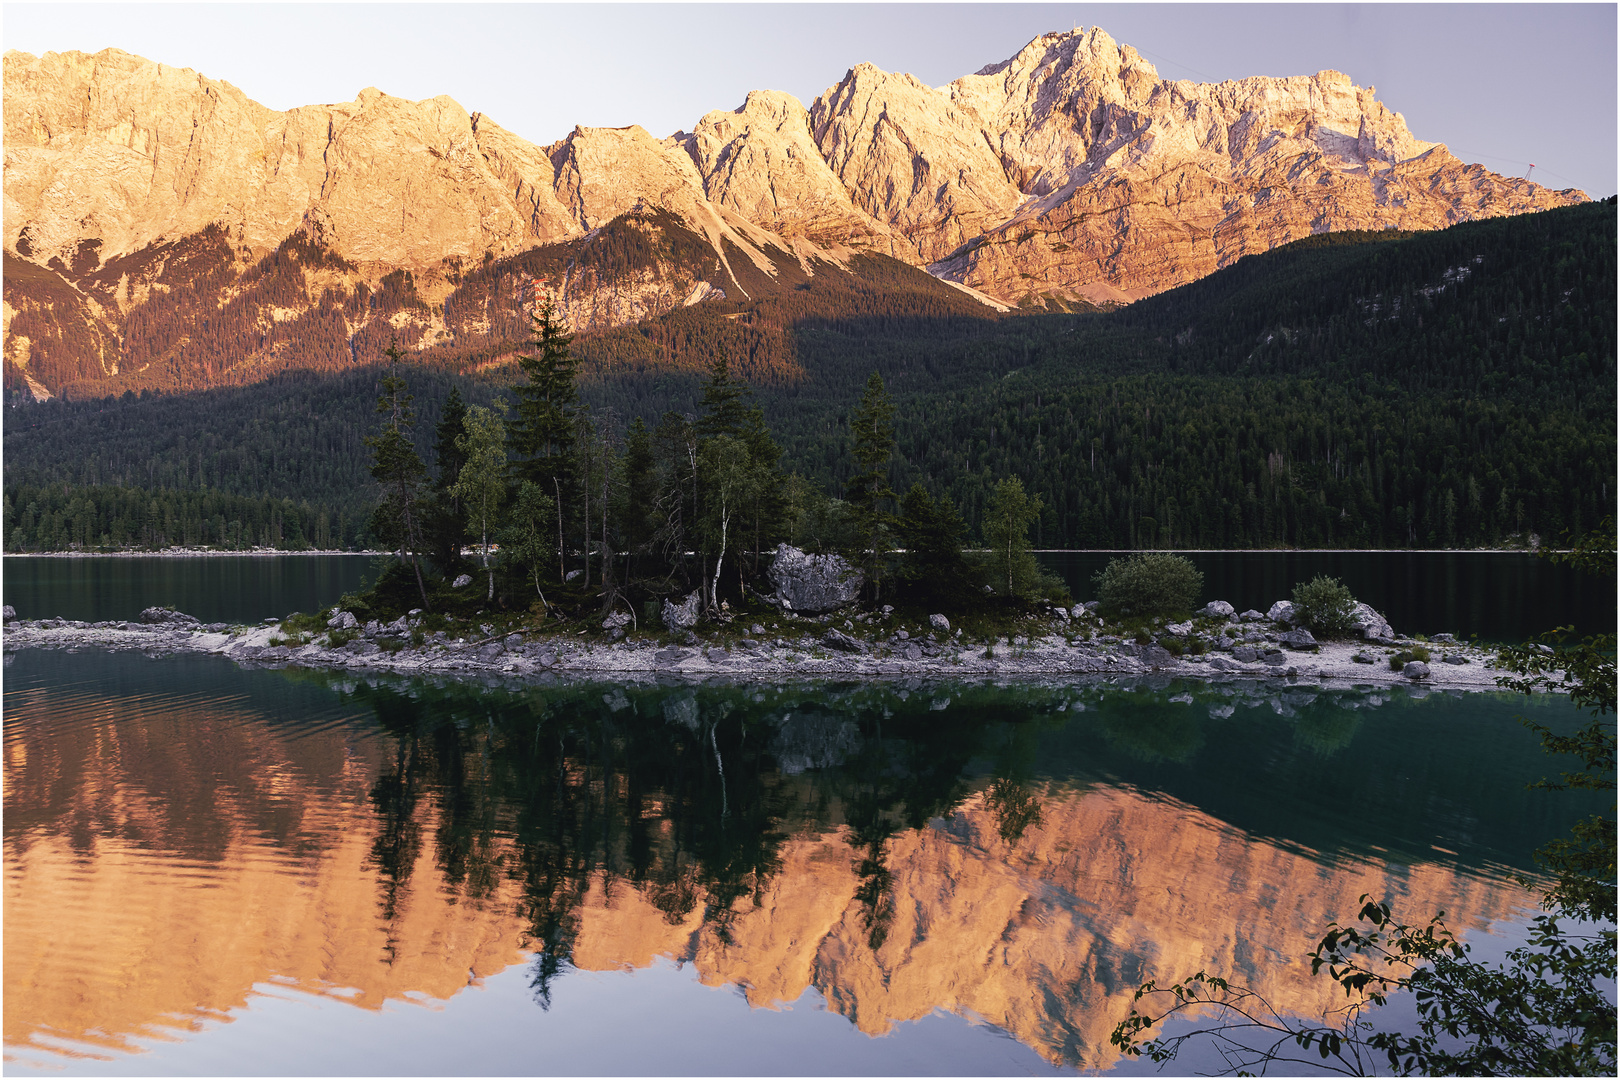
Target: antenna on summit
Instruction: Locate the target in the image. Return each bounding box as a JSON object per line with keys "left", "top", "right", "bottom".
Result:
{"left": 1525, "top": 163, "right": 1537, "bottom": 181}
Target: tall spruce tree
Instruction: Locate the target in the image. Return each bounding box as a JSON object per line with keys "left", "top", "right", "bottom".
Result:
{"left": 508, "top": 301, "right": 578, "bottom": 584}
{"left": 845, "top": 372, "right": 897, "bottom": 598}
{"left": 425, "top": 385, "right": 469, "bottom": 573}
{"left": 898, "top": 483, "right": 972, "bottom": 606}
{"left": 366, "top": 342, "right": 430, "bottom": 609}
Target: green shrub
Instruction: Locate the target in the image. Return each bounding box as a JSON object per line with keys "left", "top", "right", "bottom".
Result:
{"left": 1291, "top": 575, "right": 1359, "bottom": 637}
{"left": 1095, "top": 553, "right": 1203, "bottom": 618}
{"left": 1389, "top": 645, "right": 1431, "bottom": 670}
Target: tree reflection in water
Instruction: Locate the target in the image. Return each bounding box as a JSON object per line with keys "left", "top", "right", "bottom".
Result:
{"left": 332, "top": 672, "right": 1566, "bottom": 1026}
{"left": 6, "top": 651, "right": 1601, "bottom": 1072}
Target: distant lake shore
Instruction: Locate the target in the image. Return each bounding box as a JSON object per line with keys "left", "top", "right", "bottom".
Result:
{"left": 7, "top": 546, "right": 1550, "bottom": 558}
{"left": 4, "top": 547, "right": 387, "bottom": 558}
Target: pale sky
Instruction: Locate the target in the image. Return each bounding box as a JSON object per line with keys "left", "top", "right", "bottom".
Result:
{"left": 4, "top": 2, "right": 1615, "bottom": 197}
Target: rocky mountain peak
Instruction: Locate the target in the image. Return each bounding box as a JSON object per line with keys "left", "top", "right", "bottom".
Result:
{"left": 3, "top": 32, "right": 1588, "bottom": 397}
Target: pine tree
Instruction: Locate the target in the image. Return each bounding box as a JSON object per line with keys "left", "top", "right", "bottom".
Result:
{"left": 508, "top": 301, "right": 578, "bottom": 583}
{"left": 498, "top": 481, "right": 558, "bottom": 610}
{"left": 695, "top": 352, "right": 753, "bottom": 440}
{"left": 898, "top": 483, "right": 972, "bottom": 605}
{"left": 425, "top": 385, "right": 469, "bottom": 573}
{"left": 845, "top": 371, "right": 897, "bottom": 597}
{"left": 366, "top": 342, "right": 430, "bottom": 609}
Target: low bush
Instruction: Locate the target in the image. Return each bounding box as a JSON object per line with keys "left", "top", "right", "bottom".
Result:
{"left": 1389, "top": 645, "right": 1432, "bottom": 670}
{"left": 1095, "top": 553, "right": 1203, "bottom": 618}
{"left": 1292, "top": 575, "right": 1359, "bottom": 637}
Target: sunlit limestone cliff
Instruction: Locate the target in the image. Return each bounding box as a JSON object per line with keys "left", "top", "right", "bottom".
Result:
{"left": 2, "top": 30, "right": 1581, "bottom": 397}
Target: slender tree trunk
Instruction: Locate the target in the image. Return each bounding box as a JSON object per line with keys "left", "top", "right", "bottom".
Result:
{"left": 483, "top": 519, "right": 494, "bottom": 601}
{"left": 553, "top": 478, "right": 565, "bottom": 584}
{"left": 713, "top": 503, "right": 729, "bottom": 610}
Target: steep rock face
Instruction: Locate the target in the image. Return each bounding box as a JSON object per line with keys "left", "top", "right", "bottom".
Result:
{"left": 2, "top": 48, "right": 571, "bottom": 269}
{"left": 681, "top": 89, "right": 903, "bottom": 255}
{"left": 2, "top": 31, "right": 1588, "bottom": 397}
{"left": 910, "top": 29, "right": 1583, "bottom": 304}
{"left": 810, "top": 63, "right": 1026, "bottom": 264}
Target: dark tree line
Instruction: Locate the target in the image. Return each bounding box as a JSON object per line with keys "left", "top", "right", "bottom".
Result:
{"left": 3, "top": 484, "right": 348, "bottom": 551}
{"left": 5, "top": 200, "right": 1612, "bottom": 553}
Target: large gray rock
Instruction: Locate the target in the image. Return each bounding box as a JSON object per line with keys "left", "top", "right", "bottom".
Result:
{"left": 327, "top": 609, "right": 358, "bottom": 630}
{"left": 1278, "top": 627, "right": 1318, "bottom": 651}
{"left": 140, "top": 606, "right": 199, "bottom": 626}
{"left": 1350, "top": 602, "right": 1395, "bottom": 642}
{"left": 1403, "top": 660, "right": 1431, "bottom": 680}
{"left": 768, "top": 544, "right": 863, "bottom": 612}
{"left": 1164, "top": 621, "right": 1193, "bottom": 637}
{"left": 821, "top": 629, "right": 867, "bottom": 653}
{"left": 1199, "top": 600, "right": 1236, "bottom": 619}
{"left": 1, "top": 605, "right": 14, "bottom": 622}
{"left": 451, "top": 573, "right": 473, "bottom": 588}
{"left": 929, "top": 613, "right": 951, "bottom": 634}
{"left": 1135, "top": 643, "right": 1176, "bottom": 667}
{"left": 661, "top": 592, "right": 702, "bottom": 630}
{"left": 1266, "top": 600, "right": 1298, "bottom": 625}
{"left": 602, "top": 610, "right": 632, "bottom": 631}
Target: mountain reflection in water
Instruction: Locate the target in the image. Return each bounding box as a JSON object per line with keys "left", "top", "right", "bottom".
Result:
{"left": 5, "top": 652, "right": 1589, "bottom": 1073}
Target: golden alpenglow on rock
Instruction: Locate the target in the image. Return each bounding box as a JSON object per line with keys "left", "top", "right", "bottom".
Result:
{"left": 1, "top": 29, "right": 1583, "bottom": 396}
{"left": 4, "top": 675, "right": 1529, "bottom": 1072}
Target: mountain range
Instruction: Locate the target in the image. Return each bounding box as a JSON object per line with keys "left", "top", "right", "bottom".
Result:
{"left": 2, "top": 28, "right": 1584, "bottom": 400}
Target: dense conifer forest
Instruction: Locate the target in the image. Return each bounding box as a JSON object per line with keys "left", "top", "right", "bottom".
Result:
{"left": 5, "top": 200, "right": 1613, "bottom": 553}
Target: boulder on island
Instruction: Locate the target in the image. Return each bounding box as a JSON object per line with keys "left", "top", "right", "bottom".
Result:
{"left": 1278, "top": 627, "right": 1318, "bottom": 651}
{"left": 767, "top": 544, "right": 863, "bottom": 613}
{"left": 1349, "top": 602, "right": 1395, "bottom": 642}
{"left": 821, "top": 629, "right": 866, "bottom": 654}
{"left": 140, "top": 606, "right": 200, "bottom": 626}
{"left": 929, "top": 614, "right": 951, "bottom": 634}
{"left": 327, "top": 610, "right": 359, "bottom": 630}
{"left": 452, "top": 573, "right": 473, "bottom": 588}
{"left": 1266, "top": 600, "right": 1298, "bottom": 625}
{"left": 661, "top": 592, "right": 702, "bottom": 630}
{"left": 1, "top": 605, "right": 14, "bottom": 622}
{"left": 1198, "top": 600, "right": 1236, "bottom": 619}
{"left": 1403, "top": 660, "right": 1431, "bottom": 680}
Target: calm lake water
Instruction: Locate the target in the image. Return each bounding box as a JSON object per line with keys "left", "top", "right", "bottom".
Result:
{"left": 1, "top": 554, "right": 377, "bottom": 624}
{"left": 2, "top": 643, "right": 1604, "bottom": 1075}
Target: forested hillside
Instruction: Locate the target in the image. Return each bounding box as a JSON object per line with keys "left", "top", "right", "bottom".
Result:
{"left": 5, "top": 201, "right": 1612, "bottom": 551}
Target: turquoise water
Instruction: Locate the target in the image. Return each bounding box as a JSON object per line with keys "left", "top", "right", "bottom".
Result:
{"left": 1, "top": 554, "right": 377, "bottom": 623}
{"left": 3, "top": 644, "right": 1603, "bottom": 1075}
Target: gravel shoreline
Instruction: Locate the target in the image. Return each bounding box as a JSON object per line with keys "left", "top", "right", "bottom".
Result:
{"left": 2, "top": 615, "right": 1518, "bottom": 693}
